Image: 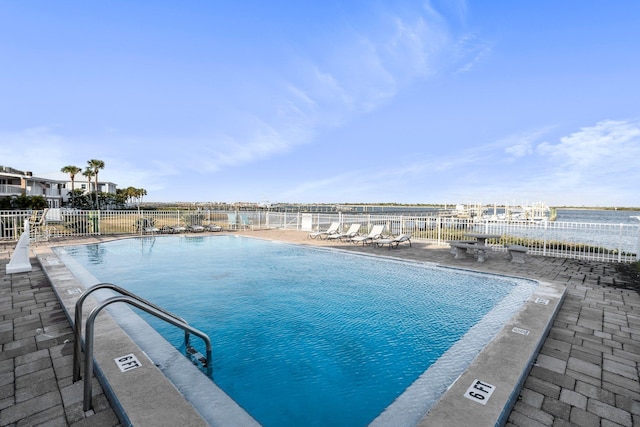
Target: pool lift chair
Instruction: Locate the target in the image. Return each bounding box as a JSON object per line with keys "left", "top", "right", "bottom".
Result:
{"left": 72, "top": 283, "right": 213, "bottom": 412}
{"left": 226, "top": 213, "right": 238, "bottom": 230}
{"left": 239, "top": 214, "right": 253, "bottom": 230}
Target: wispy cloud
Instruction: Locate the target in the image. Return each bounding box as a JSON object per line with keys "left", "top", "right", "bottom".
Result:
{"left": 501, "top": 127, "right": 556, "bottom": 159}
{"left": 537, "top": 120, "right": 640, "bottom": 170}
{"left": 461, "top": 119, "right": 640, "bottom": 205}
{"left": 0, "top": 127, "right": 72, "bottom": 174}
{"left": 187, "top": 3, "right": 480, "bottom": 175}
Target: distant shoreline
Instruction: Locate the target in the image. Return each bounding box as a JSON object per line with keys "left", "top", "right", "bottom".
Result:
{"left": 556, "top": 207, "right": 640, "bottom": 211}
{"left": 142, "top": 202, "right": 640, "bottom": 211}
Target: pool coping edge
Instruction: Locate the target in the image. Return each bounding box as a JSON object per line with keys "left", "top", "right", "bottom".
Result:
{"left": 34, "top": 245, "right": 212, "bottom": 427}
{"left": 416, "top": 279, "right": 567, "bottom": 426}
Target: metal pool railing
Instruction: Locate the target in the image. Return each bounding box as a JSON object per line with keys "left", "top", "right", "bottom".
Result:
{"left": 71, "top": 283, "right": 214, "bottom": 413}
{"left": 1, "top": 209, "right": 638, "bottom": 263}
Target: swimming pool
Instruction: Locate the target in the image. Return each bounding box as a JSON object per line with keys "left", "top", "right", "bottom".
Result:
{"left": 55, "top": 235, "right": 538, "bottom": 426}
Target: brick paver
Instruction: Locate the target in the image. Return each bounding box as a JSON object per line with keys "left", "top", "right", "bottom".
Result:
{"left": 0, "top": 248, "right": 121, "bottom": 427}
{"left": 506, "top": 258, "right": 639, "bottom": 427}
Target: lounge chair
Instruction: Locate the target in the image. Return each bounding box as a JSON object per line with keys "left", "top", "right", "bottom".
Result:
{"left": 135, "top": 218, "right": 158, "bottom": 234}
{"left": 205, "top": 224, "right": 222, "bottom": 232}
{"left": 172, "top": 225, "right": 187, "bottom": 233}
{"left": 375, "top": 233, "right": 412, "bottom": 249}
{"left": 161, "top": 224, "right": 186, "bottom": 234}
{"left": 350, "top": 224, "right": 385, "bottom": 246}
{"left": 308, "top": 222, "right": 340, "bottom": 239}
{"left": 326, "top": 223, "right": 361, "bottom": 242}
{"left": 188, "top": 225, "right": 205, "bottom": 233}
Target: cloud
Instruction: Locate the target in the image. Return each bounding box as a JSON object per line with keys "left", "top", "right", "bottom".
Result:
{"left": 278, "top": 171, "right": 361, "bottom": 201}
{"left": 453, "top": 33, "right": 492, "bottom": 74}
{"left": 496, "top": 119, "right": 640, "bottom": 205}
{"left": 0, "top": 127, "right": 72, "bottom": 174}
{"left": 173, "top": 4, "right": 476, "bottom": 176}
{"left": 501, "top": 127, "right": 555, "bottom": 159}
{"left": 537, "top": 119, "right": 640, "bottom": 170}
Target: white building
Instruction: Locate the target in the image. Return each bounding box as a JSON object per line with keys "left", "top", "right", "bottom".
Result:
{"left": 0, "top": 165, "right": 118, "bottom": 208}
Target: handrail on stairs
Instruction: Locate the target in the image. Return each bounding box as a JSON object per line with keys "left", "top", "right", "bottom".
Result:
{"left": 72, "top": 283, "right": 212, "bottom": 411}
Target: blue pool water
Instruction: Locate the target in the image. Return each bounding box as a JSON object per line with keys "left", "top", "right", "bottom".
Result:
{"left": 56, "top": 236, "right": 537, "bottom": 426}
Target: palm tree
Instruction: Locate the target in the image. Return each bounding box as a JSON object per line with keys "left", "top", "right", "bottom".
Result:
{"left": 60, "top": 165, "right": 81, "bottom": 208}
{"left": 87, "top": 159, "right": 105, "bottom": 210}
{"left": 82, "top": 168, "right": 95, "bottom": 208}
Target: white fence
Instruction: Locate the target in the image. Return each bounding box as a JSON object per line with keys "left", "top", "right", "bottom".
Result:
{"left": 1, "top": 209, "right": 638, "bottom": 263}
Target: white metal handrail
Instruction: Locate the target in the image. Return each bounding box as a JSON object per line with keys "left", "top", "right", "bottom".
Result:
{"left": 72, "top": 284, "right": 213, "bottom": 411}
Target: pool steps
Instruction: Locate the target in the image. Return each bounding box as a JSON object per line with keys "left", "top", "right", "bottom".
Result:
{"left": 72, "top": 283, "right": 213, "bottom": 411}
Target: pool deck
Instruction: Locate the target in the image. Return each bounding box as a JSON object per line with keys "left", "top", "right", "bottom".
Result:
{"left": 1, "top": 230, "right": 639, "bottom": 426}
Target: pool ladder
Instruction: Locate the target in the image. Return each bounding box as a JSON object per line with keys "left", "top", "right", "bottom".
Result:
{"left": 72, "top": 283, "right": 213, "bottom": 411}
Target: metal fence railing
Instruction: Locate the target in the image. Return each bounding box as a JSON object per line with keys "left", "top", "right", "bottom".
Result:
{"left": 1, "top": 209, "right": 638, "bottom": 263}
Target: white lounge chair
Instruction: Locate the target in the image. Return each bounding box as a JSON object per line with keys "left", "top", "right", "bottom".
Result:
{"left": 188, "top": 225, "right": 205, "bottom": 233}
{"left": 376, "top": 233, "right": 412, "bottom": 249}
{"left": 161, "top": 224, "right": 186, "bottom": 234}
{"left": 205, "top": 224, "right": 222, "bottom": 232}
{"left": 135, "top": 218, "right": 159, "bottom": 234}
{"left": 326, "top": 223, "right": 361, "bottom": 242}
{"left": 308, "top": 222, "right": 340, "bottom": 239}
{"left": 143, "top": 226, "right": 159, "bottom": 234}
{"left": 350, "top": 224, "right": 385, "bottom": 245}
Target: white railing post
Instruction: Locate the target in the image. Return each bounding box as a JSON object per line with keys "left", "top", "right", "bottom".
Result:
{"left": 543, "top": 220, "right": 548, "bottom": 257}
{"left": 636, "top": 224, "right": 640, "bottom": 262}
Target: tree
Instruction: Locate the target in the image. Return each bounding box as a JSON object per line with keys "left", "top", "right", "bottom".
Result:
{"left": 82, "top": 168, "right": 95, "bottom": 208}
{"left": 119, "top": 186, "right": 147, "bottom": 207}
{"left": 87, "top": 159, "right": 105, "bottom": 210}
{"left": 70, "top": 189, "right": 91, "bottom": 209}
{"left": 60, "top": 165, "right": 81, "bottom": 208}
{"left": 29, "top": 195, "right": 48, "bottom": 210}
{"left": 7, "top": 194, "right": 47, "bottom": 210}
{"left": 133, "top": 188, "right": 147, "bottom": 206}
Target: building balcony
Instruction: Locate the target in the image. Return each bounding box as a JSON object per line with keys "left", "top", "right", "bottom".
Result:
{"left": 0, "top": 184, "right": 23, "bottom": 196}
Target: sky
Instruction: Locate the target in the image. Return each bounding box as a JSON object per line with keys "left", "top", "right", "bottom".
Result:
{"left": 1, "top": 1, "right": 639, "bottom": 207}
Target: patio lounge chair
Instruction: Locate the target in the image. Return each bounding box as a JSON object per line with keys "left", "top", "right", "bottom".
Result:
{"left": 308, "top": 222, "right": 340, "bottom": 239}
{"left": 188, "top": 225, "right": 205, "bottom": 232}
{"left": 350, "top": 224, "right": 385, "bottom": 246}
{"left": 375, "top": 233, "right": 412, "bottom": 249}
{"left": 135, "top": 218, "right": 158, "bottom": 234}
{"left": 326, "top": 223, "right": 361, "bottom": 242}
{"left": 205, "top": 224, "right": 222, "bottom": 232}
{"left": 160, "top": 224, "right": 186, "bottom": 234}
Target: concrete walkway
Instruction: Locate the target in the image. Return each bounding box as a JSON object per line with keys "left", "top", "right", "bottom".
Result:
{"left": 1, "top": 232, "right": 638, "bottom": 426}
